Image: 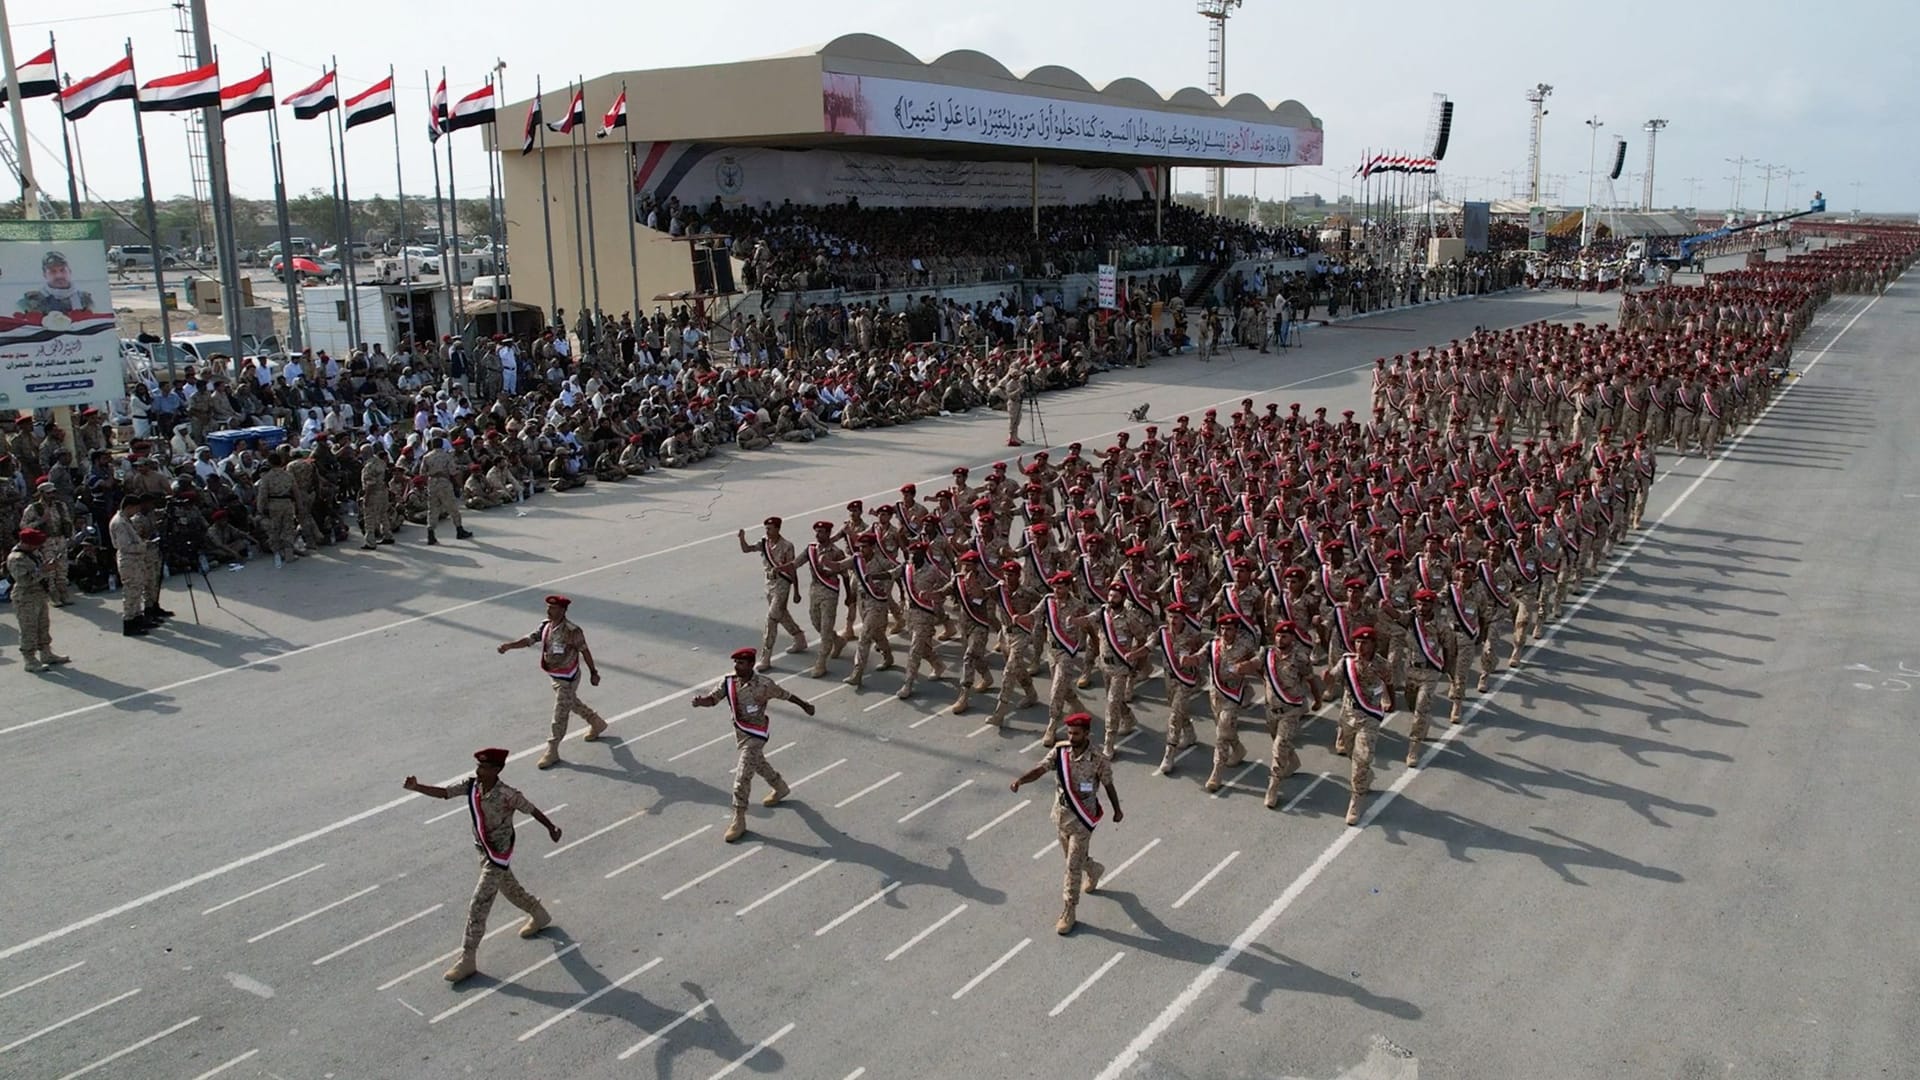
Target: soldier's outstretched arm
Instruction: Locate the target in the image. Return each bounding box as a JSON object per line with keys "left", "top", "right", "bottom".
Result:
{"left": 403, "top": 776, "right": 452, "bottom": 799}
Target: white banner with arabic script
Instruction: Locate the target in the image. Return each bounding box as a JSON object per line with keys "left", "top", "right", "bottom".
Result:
{"left": 822, "top": 72, "right": 1323, "bottom": 166}
{"left": 0, "top": 220, "right": 119, "bottom": 411}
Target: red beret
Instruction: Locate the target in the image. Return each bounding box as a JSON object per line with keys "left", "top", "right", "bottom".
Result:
{"left": 1273, "top": 619, "right": 1298, "bottom": 634}
{"left": 1062, "top": 711, "right": 1093, "bottom": 729}
{"left": 474, "top": 747, "right": 510, "bottom": 767}
{"left": 1344, "top": 576, "right": 1367, "bottom": 589}
{"left": 15, "top": 526, "right": 45, "bottom": 546}
{"left": 1125, "top": 544, "right": 1148, "bottom": 556}
{"left": 544, "top": 595, "right": 571, "bottom": 607}
{"left": 1028, "top": 523, "right": 1050, "bottom": 535}
{"left": 1166, "top": 601, "right": 1191, "bottom": 614}
{"left": 1217, "top": 614, "right": 1247, "bottom": 628}
{"left": 813, "top": 520, "right": 834, "bottom": 530}
{"left": 1174, "top": 552, "right": 1197, "bottom": 565}
{"left": 1284, "top": 565, "right": 1308, "bottom": 579}
{"left": 764, "top": 516, "right": 782, "bottom": 528}
{"left": 900, "top": 483, "right": 916, "bottom": 493}
{"left": 1047, "top": 571, "right": 1075, "bottom": 585}
{"left": 1353, "top": 626, "right": 1378, "bottom": 640}
{"left": 959, "top": 550, "right": 981, "bottom": 563}
{"left": 1413, "top": 588, "right": 1438, "bottom": 601}
{"left": 856, "top": 531, "right": 878, "bottom": 544}
{"left": 731, "top": 647, "right": 757, "bottom": 661}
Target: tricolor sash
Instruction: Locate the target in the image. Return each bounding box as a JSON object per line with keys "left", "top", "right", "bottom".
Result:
{"left": 854, "top": 554, "right": 889, "bottom": 601}
{"left": 1123, "top": 570, "right": 1159, "bottom": 617}
{"left": 1045, "top": 597, "right": 1082, "bottom": 656}
{"left": 723, "top": 675, "right": 770, "bottom": 741}
{"left": 905, "top": 563, "right": 941, "bottom": 613}
{"left": 1264, "top": 649, "right": 1307, "bottom": 706}
{"left": 997, "top": 582, "right": 1028, "bottom": 629}
{"left": 1416, "top": 553, "right": 1441, "bottom": 590}
{"left": 1160, "top": 627, "right": 1200, "bottom": 687}
{"left": 807, "top": 543, "right": 841, "bottom": 592}
{"left": 1332, "top": 604, "right": 1356, "bottom": 650}
{"left": 1448, "top": 583, "right": 1481, "bottom": 638}
{"left": 1221, "top": 584, "right": 1254, "bottom": 625}
{"left": 1102, "top": 610, "right": 1137, "bottom": 670}
{"left": 958, "top": 580, "right": 995, "bottom": 628}
{"left": 1341, "top": 655, "right": 1389, "bottom": 721}
{"left": 1055, "top": 750, "right": 1103, "bottom": 831}
{"left": 1412, "top": 615, "right": 1446, "bottom": 670}
{"left": 1172, "top": 578, "right": 1206, "bottom": 631}
{"left": 537, "top": 620, "right": 580, "bottom": 680}
{"left": 1025, "top": 540, "right": 1050, "bottom": 582}
{"left": 1209, "top": 640, "right": 1246, "bottom": 703}
{"left": 468, "top": 783, "right": 513, "bottom": 868}
{"left": 762, "top": 540, "right": 798, "bottom": 585}
{"left": 1507, "top": 540, "right": 1539, "bottom": 585}
{"left": 1478, "top": 560, "right": 1511, "bottom": 608}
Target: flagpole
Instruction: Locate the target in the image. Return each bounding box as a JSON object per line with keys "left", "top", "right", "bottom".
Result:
{"left": 387, "top": 65, "right": 407, "bottom": 278}
{"left": 331, "top": 58, "right": 362, "bottom": 354}
{"left": 0, "top": 0, "right": 42, "bottom": 218}
{"left": 566, "top": 80, "right": 586, "bottom": 327}
{"left": 578, "top": 73, "right": 600, "bottom": 325}
{"left": 49, "top": 34, "right": 78, "bottom": 215}
{"left": 324, "top": 100, "right": 355, "bottom": 347}
{"left": 623, "top": 82, "right": 639, "bottom": 321}
{"left": 126, "top": 41, "right": 176, "bottom": 379}
{"left": 535, "top": 74, "right": 556, "bottom": 322}
{"left": 488, "top": 63, "right": 506, "bottom": 303}
{"left": 265, "top": 54, "right": 302, "bottom": 351}
{"left": 442, "top": 67, "right": 464, "bottom": 340}
{"left": 426, "top": 71, "right": 450, "bottom": 344}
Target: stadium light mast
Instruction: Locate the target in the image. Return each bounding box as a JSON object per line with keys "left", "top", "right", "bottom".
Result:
{"left": 1641, "top": 119, "right": 1666, "bottom": 211}
{"left": 1196, "top": 0, "right": 1242, "bottom": 217}
{"left": 1581, "top": 115, "right": 1602, "bottom": 248}
{"left": 1525, "top": 83, "right": 1552, "bottom": 205}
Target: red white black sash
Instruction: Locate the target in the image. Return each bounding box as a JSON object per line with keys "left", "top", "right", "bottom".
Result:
{"left": 1507, "top": 540, "right": 1539, "bottom": 585}
{"left": 997, "top": 582, "right": 1028, "bottom": 628}
{"left": 537, "top": 620, "right": 580, "bottom": 680}
{"left": 905, "top": 563, "right": 941, "bottom": 613}
{"left": 724, "top": 675, "right": 769, "bottom": 741}
{"left": 1448, "top": 583, "right": 1481, "bottom": 638}
{"left": 807, "top": 543, "right": 841, "bottom": 592}
{"left": 1123, "top": 570, "right": 1159, "bottom": 617}
{"left": 1055, "top": 749, "right": 1103, "bottom": 831}
{"left": 1044, "top": 597, "right": 1082, "bottom": 656}
{"left": 1412, "top": 615, "right": 1446, "bottom": 670}
{"left": 1159, "top": 627, "right": 1199, "bottom": 687}
{"left": 1101, "top": 610, "right": 1137, "bottom": 670}
{"left": 957, "top": 579, "right": 994, "bottom": 628}
{"left": 1416, "top": 553, "right": 1441, "bottom": 590}
{"left": 1332, "top": 604, "right": 1357, "bottom": 651}
{"left": 1703, "top": 392, "right": 1723, "bottom": 421}
{"left": 1264, "top": 649, "right": 1306, "bottom": 706}
{"left": 1209, "top": 640, "right": 1245, "bottom": 703}
{"left": 854, "top": 554, "right": 889, "bottom": 601}
{"left": 1341, "top": 655, "right": 1388, "bottom": 721}
{"left": 467, "top": 782, "right": 514, "bottom": 868}
{"left": 1171, "top": 578, "right": 1206, "bottom": 631}
{"left": 1478, "top": 560, "right": 1510, "bottom": 608}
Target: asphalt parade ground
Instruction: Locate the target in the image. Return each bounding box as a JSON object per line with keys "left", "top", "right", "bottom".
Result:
{"left": 4, "top": 261, "right": 1913, "bottom": 1079}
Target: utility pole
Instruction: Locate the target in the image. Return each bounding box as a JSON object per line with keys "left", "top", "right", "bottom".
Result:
{"left": 1724, "top": 155, "right": 1752, "bottom": 214}
{"left": 1641, "top": 119, "right": 1666, "bottom": 211}
{"left": 185, "top": 0, "right": 246, "bottom": 351}
{"left": 1580, "top": 115, "right": 1602, "bottom": 248}
{"left": 1525, "top": 83, "right": 1552, "bottom": 205}
{"left": 1756, "top": 163, "right": 1779, "bottom": 213}
{"left": 1196, "top": 0, "right": 1243, "bottom": 218}
{"left": 1680, "top": 176, "right": 1700, "bottom": 213}
{"left": 1849, "top": 179, "right": 1862, "bottom": 213}
{"left": 1780, "top": 167, "right": 1795, "bottom": 212}
{"left": 0, "top": 0, "right": 42, "bottom": 219}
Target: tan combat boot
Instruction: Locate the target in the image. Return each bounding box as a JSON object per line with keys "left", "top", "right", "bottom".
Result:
{"left": 952, "top": 688, "right": 971, "bottom": 715}
{"left": 1346, "top": 792, "right": 1366, "bottom": 827}
{"left": 1405, "top": 740, "right": 1423, "bottom": 767}
{"left": 761, "top": 778, "right": 790, "bottom": 807}
{"left": 536, "top": 744, "right": 560, "bottom": 769}
{"left": 1449, "top": 702, "right": 1463, "bottom": 725}
{"left": 584, "top": 718, "right": 608, "bottom": 742}
{"left": 895, "top": 671, "right": 917, "bottom": 700}
{"left": 1083, "top": 861, "right": 1104, "bottom": 895}
{"left": 786, "top": 636, "right": 809, "bottom": 655}
{"left": 23, "top": 654, "right": 48, "bottom": 673}
{"left": 1055, "top": 906, "right": 1077, "bottom": 936}
{"left": 983, "top": 708, "right": 1006, "bottom": 728}
{"left": 723, "top": 808, "right": 748, "bottom": 843}
{"left": 443, "top": 949, "right": 478, "bottom": 982}
{"left": 518, "top": 905, "right": 552, "bottom": 938}
{"left": 1158, "top": 747, "right": 1178, "bottom": 776}
{"left": 42, "top": 651, "right": 70, "bottom": 665}
{"left": 1264, "top": 773, "right": 1284, "bottom": 809}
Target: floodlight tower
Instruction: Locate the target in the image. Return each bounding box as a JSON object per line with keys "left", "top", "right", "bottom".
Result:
{"left": 1525, "top": 83, "right": 1552, "bottom": 204}
{"left": 1197, "top": 0, "right": 1243, "bottom": 216}
{"left": 1641, "top": 119, "right": 1666, "bottom": 210}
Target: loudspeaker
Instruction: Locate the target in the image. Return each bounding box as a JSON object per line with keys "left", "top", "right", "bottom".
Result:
{"left": 1431, "top": 101, "right": 1454, "bottom": 161}
{"left": 689, "top": 245, "right": 739, "bottom": 296}
{"left": 711, "top": 252, "right": 736, "bottom": 295}
{"left": 1609, "top": 138, "right": 1627, "bottom": 181}
{"left": 691, "top": 250, "right": 715, "bottom": 294}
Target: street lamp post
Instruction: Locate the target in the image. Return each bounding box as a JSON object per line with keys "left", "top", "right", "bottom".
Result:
{"left": 1581, "top": 116, "right": 1603, "bottom": 249}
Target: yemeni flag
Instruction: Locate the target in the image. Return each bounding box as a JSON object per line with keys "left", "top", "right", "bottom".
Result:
{"left": 427, "top": 77, "right": 447, "bottom": 141}
{"left": 596, "top": 89, "right": 626, "bottom": 139}
{"left": 446, "top": 82, "right": 495, "bottom": 132}
{"left": 220, "top": 67, "right": 273, "bottom": 119}
{"left": 0, "top": 47, "right": 58, "bottom": 103}
{"left": 545, "top": 87, "right": 583, "bottom": 135}
{"left": 58, "top": 54, "right": 135, "bottom": 121}
{"left": 344, "top": 76, "right": 394, "bottom": 130}
{"left": 282, "top": 69, "right": 337, "bottom": 120}
{"left": 138, "top": 61, "right": 220, "bottom": 112}
{"left": 519, "top": 96, "right": 541, "bottom": 155}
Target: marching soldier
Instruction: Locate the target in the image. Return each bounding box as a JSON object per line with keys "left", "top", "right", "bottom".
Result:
{"left": 844, "top": 532, "right": 899, "bottom": 690}
{"left": 1026, "top": 570, "right": 1092, "bottom": 743}
{"left": 691, "top": 647, "right": 818, "bottom": 843}
{"left": 985, "top": 561, "right": 1043, "bottom": 727}
{"left": 1403, "top": 588, "right": 1459, "bottom": 764}
{"left": 896, "top": 540, "right": 950, "bottom": 699}
{"left": 803, "top": 520, "right": 848, "bottom": 677}
{"left": 1322, "top": 625, "right": 1395, "bottom": 826}
{"left": 7, "top": 527, "right": 69, "bottom": 671}
{"left": 1153, "top": 601, "right": 1205, "bottom": 776}
{"left": 497, "top": 594, "right": 607, "bottom": 769}
{"left": 949, "top": 551, "right": 1000, "bottom": 714}
{"left": 1094, "top": 581, "right": 1152, "bottom": 757}
{"left": 420, "top": 432, "right": 473, "bottom": 545}
{"left": 1009, "top": 712, "right": 1122, "bottom": 935}
{"left": 1198, "top": 614, "right": 1259, "bottom": 793}
{"left": 403, "top": 747, "right": 561, "bottom": 984}
{"left": 741, "top": 516, "right": 807, "bottom": 670}
{"left": 1260, "top": 619, "right": 1320, "bottom": 807}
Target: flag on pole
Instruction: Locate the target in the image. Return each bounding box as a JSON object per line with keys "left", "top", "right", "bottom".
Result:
{"left": 58, "top": 54, "right": 135, "bottom": 121}
{"left": 446, "top": 82, "right": 495, "bottom": 132}
{"left": 219, "top": 66, "right": 273, "bottom": 119}
{"left": 282, "top": 69, "right": 337, "bottom": 120}
{"left": 545, "top": 87, "right": 583, "bottom": 135}
{"left": 519, "top": 96, "right": 542, "bottom": 155}
{"left": 427, "top": 77, "right": 447, "bottom": 142}
{"left": 138, "top": 61, "right": 220, "bottom": 112}
{"left": 0, "top": 46, "right": 58, "bottom": 103}
{"left": 343, "top": 75, "right": 394, "bottom": 130}
{"left": 596, "top": 89, "right": 626, "bottom": 139}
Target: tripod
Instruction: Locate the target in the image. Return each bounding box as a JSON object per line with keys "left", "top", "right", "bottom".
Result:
{"left": 165, "top": 545, "right": 223, "bottom": 624}
{"left": 1023, "top": 379, "right": 1049, "bottom": 447}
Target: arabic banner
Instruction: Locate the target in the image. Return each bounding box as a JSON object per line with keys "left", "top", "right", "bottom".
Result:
{"left": 632, "top": 140, "right": 1154, "bottom": 210}
{"left": 822, "top": 73, "right": 1323, "bottom": 166}
{"left": 1097, "top": 265, "right": 1118, "bottom": 309}
{"left": 0, "top": 220, "right": 118, "bottom": 410}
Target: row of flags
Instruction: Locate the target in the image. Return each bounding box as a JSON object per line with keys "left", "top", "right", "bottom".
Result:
{"left": 1354, "top": 153, "right": 1440, "bottom": 180}
{"left": 518, "top": 86, "right": 627, "bottom": 153}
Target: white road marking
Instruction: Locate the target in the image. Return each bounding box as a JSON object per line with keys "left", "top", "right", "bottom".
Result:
{"left": 188, "top": 1048, "right": 259, "bottom": 1080}
{"left": 951, "top": 937, "right": 1032, "bottom": 1000}
{"left": 885, "top": 903, "right": 967, "bottom": 961}
{"left": 1048, "top": 951, "right": 1126, "bottom": 1017}
{"left": 1111, "top": 731, "right": 1141, "bottom": 754}
{"left": 423, "top": 804, "right": 468, "bottom": 825}
{"left": 0, "top": 987, "right": 141, "bottom": 1053}
{"left": 516, "top": 956, "right": 663, "bottom": 1042}
{"left": 627, "top": 716, "right": 691, "bottom": 742}
{"left": 861, "top": 697, "right": 892, "bottom": 714}
{"left": 375, "top": 920, "right": 521, "bottom": 991}
{"left": 53, "top": 1015, "right": 199, "bottom": 1080}
{"left": 1211, "top": 762, "right": 1264, "bottom": 799}
{"left": 546, "top": 808, "right": 650, "bottom": 858}
{"left": 965, "top": 800, "right": 1029, "bottom": 841}
{"left": 668, "top": 732, "right": 734, "bottom": 762}
{"left": 834, "top": 771, "right": 902, "bottom": 808}
{"left": 897, "top": 778, "right": 973, "bottom": 823}
{"left": 0, "top": 961, "right": 85, "bottom": 1002}
{"left": 814, "top": 683, "right": 850, "bottom": 699}
{"left": 1285, "top": 772, "right": 1331, "bottom": 812}
{"left": 616, "top": 998, "right": 713, "bottom": 1060}
{"left": 1099, "top": 837, "right": 1162, "bottom": 890}
{"left": 201, "top": 863, "right": 327, "bottom": 914}
{"left": 605, "top": 825, "right": 711, "bottom": 879}
{"left": 736, "top": 859, "right": 839, "bottom": 917}
{"left": 661, "top": 846, "right": 763, "bottom": 901}
{"left": 393, "top": 997, "right": 424, "bottom": 1017}
{"left": 843, "top": 1070, "right": 867, "bottom": 1080}
{"left": 788, "top": 757, "right": 847, "bottom": 789}
{"left": 428, "top": 943, "right": 581, "bottom": 1025}
{"left": 1172, "top": 851, "right": 1241, "bottom": 909}
{"left": 517, "top": 803, "right": 567, "bottom": 827}
{"left": 1033, "top": 840, "right": 1057, "bottom": 860}
{"left": 768, "top": 742, "right": 799, "bottom": 757}
{"left": 814, "top": 881, "right": 901, "bottom": 937}
{"left": 311, "top": 904, "right": 444, "bottom": 966}
{"left": 1092, "top": 287, "right": 1893, "bottom": 1080}
{"left": 964, "top": 723, "right": 995, "bottom": 738}
{"left": 245, "top": 885, "right": 381, "bottom": 944}
{"left": 1020, "top": 736, "right": 1047, "bottom": 753}
{"left": 706, "top": 1021, "right": 796, "bottom": 1080}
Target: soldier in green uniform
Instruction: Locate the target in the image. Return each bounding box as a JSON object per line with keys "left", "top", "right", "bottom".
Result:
{"left": 17, "top": 251, "right": 95, "bottom": 314}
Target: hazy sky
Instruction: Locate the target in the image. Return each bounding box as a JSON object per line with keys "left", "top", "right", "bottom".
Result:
{"left": 10, "top": 0, "right": 1912, "bottom": 213}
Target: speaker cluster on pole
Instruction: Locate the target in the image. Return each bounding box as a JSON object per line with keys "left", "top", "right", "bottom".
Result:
{"left": 1430, "top": 100, "right": 1454, "bottom": 161}
{"left": 1609, "top": 138, "right": 1628, "bottom": 181}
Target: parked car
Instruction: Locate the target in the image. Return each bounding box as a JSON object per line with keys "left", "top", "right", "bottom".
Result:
{"left": 262, "top": 238, "right": 315, "bottom": 259}
{"left": 272, "top": 256, "right": 342, "bottom": 283}
{"left": 318, "top": 242, "right": 373, "bottom": 262}
{"left": 107, "top": 244, "right": 179, "bottom": 271}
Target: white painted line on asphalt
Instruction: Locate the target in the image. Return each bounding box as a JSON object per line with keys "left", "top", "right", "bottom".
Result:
{"left": 814, "top": 682, "right": 849, "bottom": 699}
{"left": 768, "top": 742, "right": 799, "bottom": 757}
{"left": 1112, "top": 731, "right": 1141, "bottom": 754}
{"left": 668, "top": 732, "right": 734, "bottom": 762}
{"left": 898, "top": 778, "right": 973, "bottom": 823}
{"left": 737, "top": 859, "right": 839, "bottom": 917}
{"left": 965, "top": 800, "right": 1029, "bottom": 841}
{"left": 516, "top": 956, "right": 663, "bottom": 1042}
{"left": 861, "top": 697, "right": 891, "bottom": 714}
{"left": 605, "top": 825, "right": 712, "bottom": 880}
{"left": 706, "top": 1021, "right": 796, "bottom": 1080}
{"left": 1172, "top": 852, "right": 1241, "bottom": 910}
{"left": 517, "top": 803, "right": 567, "bottom": 827}
{"left": 885, "top": 903, "right": 967, "bottom": 961}
{"left": 393, "top": 998, "right": 424, "bottom": 1017}
{"left": 789, "top": 758, "right": 847, "bottom": 789}
{"left": 1048, "top": 952, "right": 1126, "bottom": 1017}
{"left": 1099, "top": 837, "right": 1162, "bottom": 890}
{"left": 617, "top": 998, "right": 714, "bottom": 1060}
{"left": 1284, "top": 773, "right": 1331, "bottom": 812}
{"left": 547, "top": 808, "right": 650, "bottom": 857}
{"left": 311, "top": 904, "right": 445, "bottom": 966}
{"left": 815, "top": 881, "right": 901, "bottom": 937}
{"left": 429, "top": 943, "right": 581, "bottom": 1025}
{"left": 964, "top": 723, "right": 995, "bottom": 738}
{"left": 1020, "top": 736, "right": 1047, "bottom": 753}
{"left": 0, "top": 987, "right": 140, "bottom": 1053}
{"left": 0, "top": 961, "right": 85, "bottom": 1002}
{"left": 188, "top": 1048, "right": 259, "bottom": 1080}
{"left": 376, "top": 921, "right": 521, "bottom": 991}
{"left": 835, "top": 771, "right": 902, "bottom": 808}
{"left": 245, "top": 885, "right": 380, "bottom": 944}
{"left": 661, "top": 846, "right": 763, "bottom": 901}
{"left": 201, "top": 863, "right": 327, "bottom": 914}
{"left": 1211, "top": 762, "right": 1264, "bottom": 799}
{"left": 423, "top": 804, "right": 468, "bottom": 824}
{"left": 1091, "top": 288, "right": 1898, "bottom": 1080}
{"left": 53, "top": 1014, "right": 199, "bottom": 1080}
{"left": 629, "top": 716, "right": 690, "bottom": 743}
{"left": 1032, "top": 840, "right": 1056, "bottom": 860}
{"left": 951, "top": 937, "right": 1032, "bottom": 1000}
{"left": 843, "top": 1069, "right": 867, "bottom": 1080}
